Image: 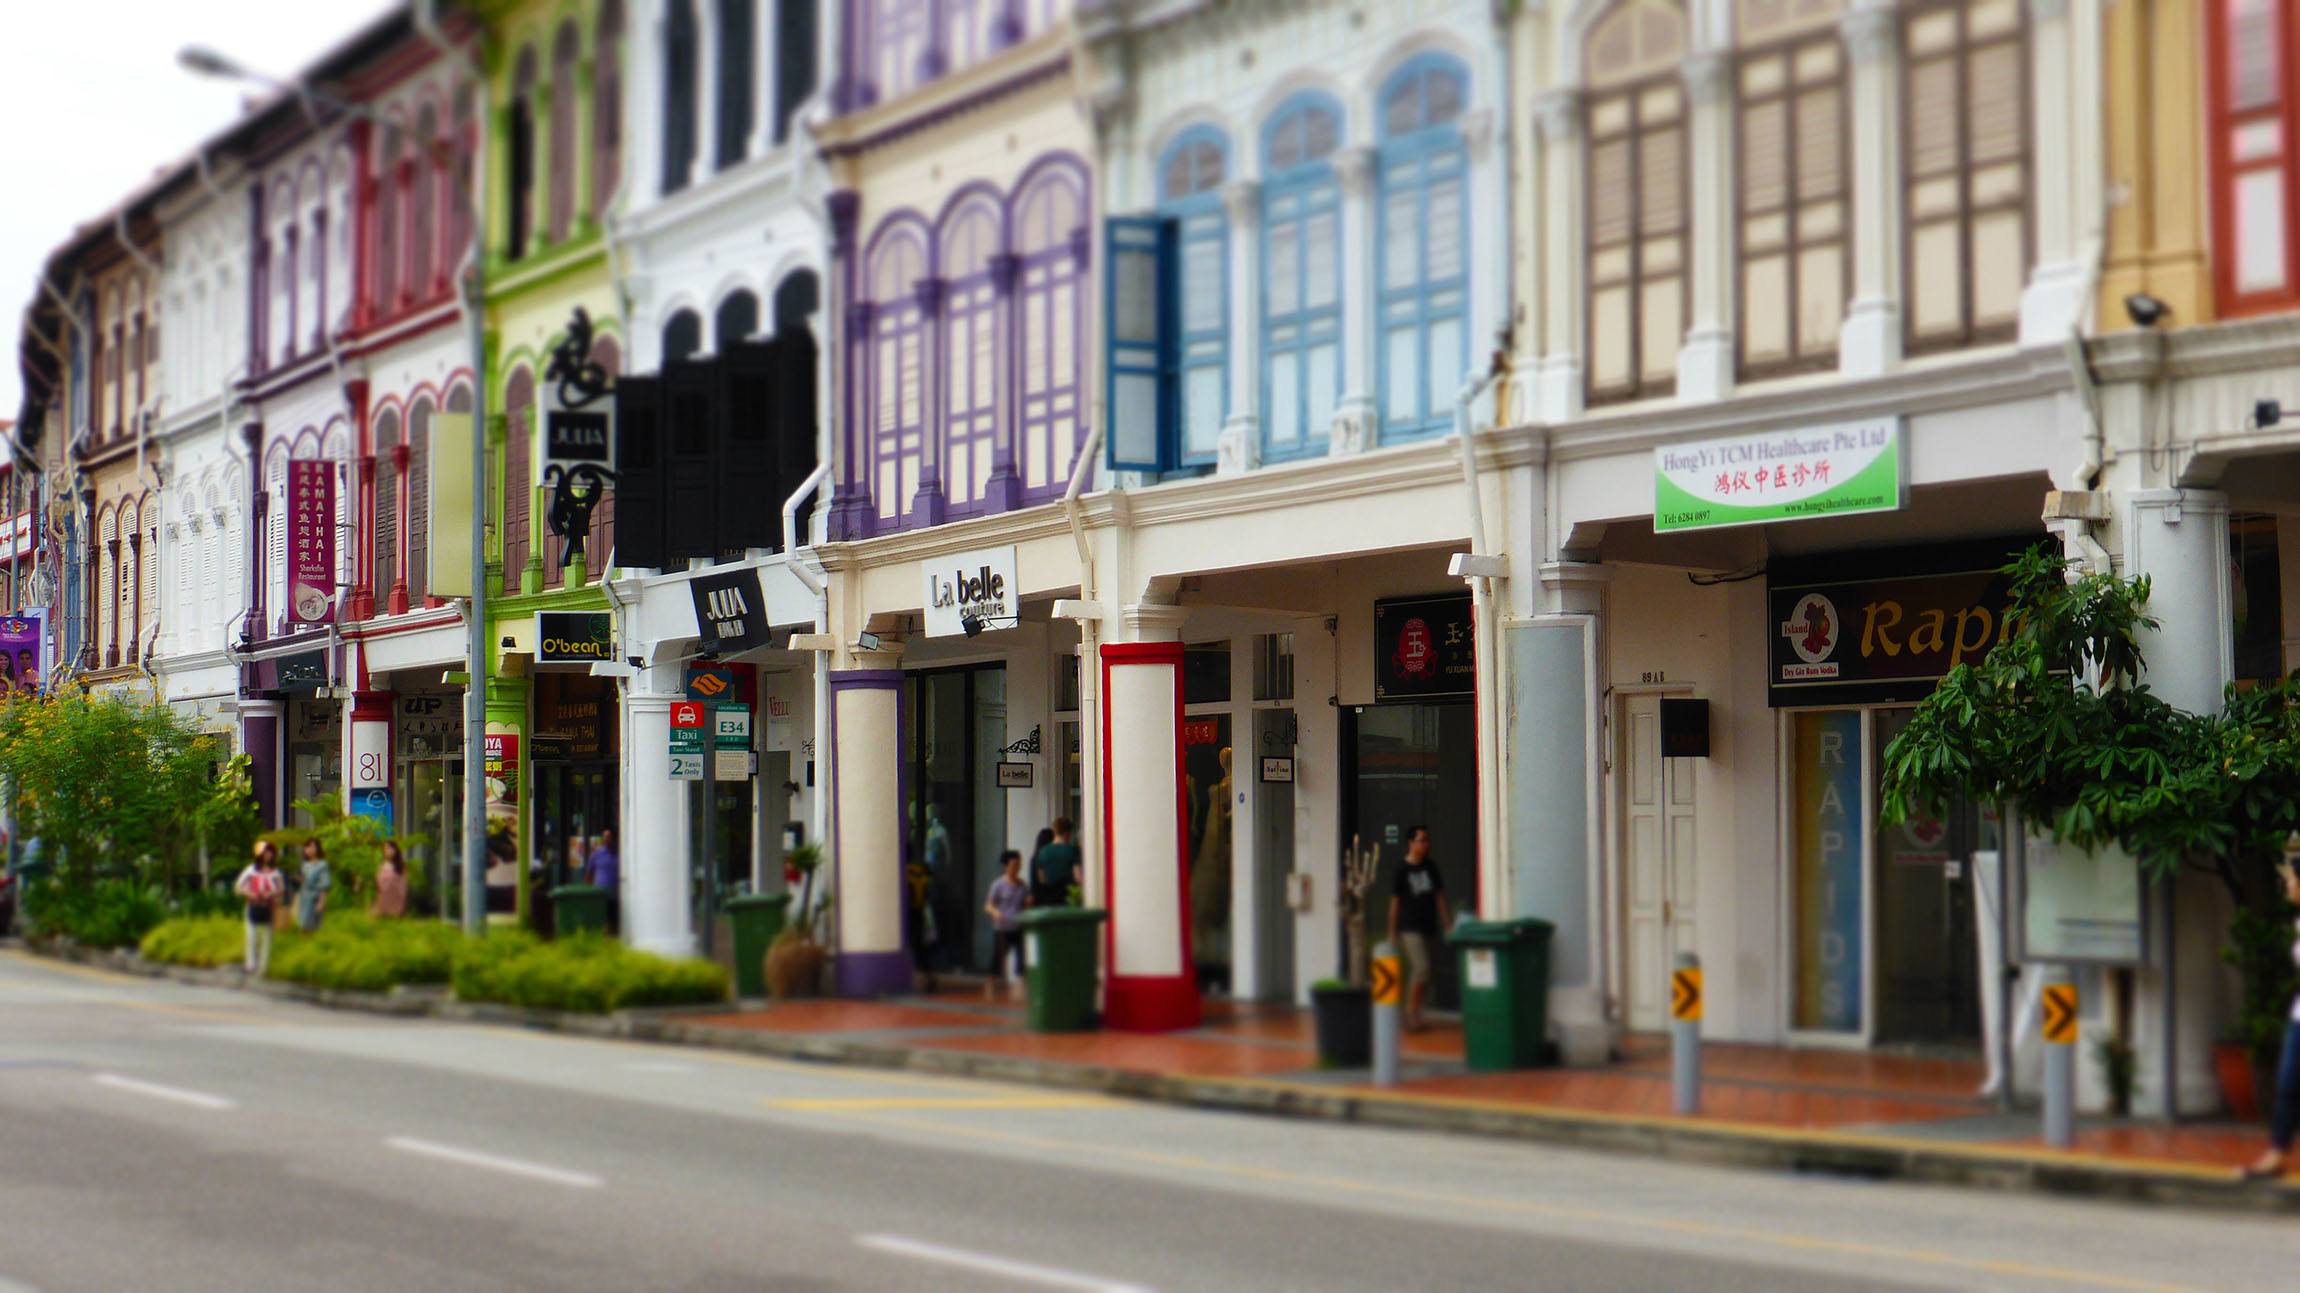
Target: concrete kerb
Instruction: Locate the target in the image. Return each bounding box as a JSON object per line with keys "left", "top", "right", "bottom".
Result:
{"left": 20, "top": 937, "right": 2297, "bottom": 1215}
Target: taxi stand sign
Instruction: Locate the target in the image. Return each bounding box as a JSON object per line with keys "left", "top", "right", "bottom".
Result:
{"left": 669, "top": 700, "right": 707, "bottom": 781}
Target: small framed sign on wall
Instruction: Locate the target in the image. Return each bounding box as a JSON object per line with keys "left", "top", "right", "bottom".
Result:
{"left": 996, "top": 762, "right": 1034, "bottom": 789}
{"left": 1259, "top": 756, "right": 1295, "bottom": 784}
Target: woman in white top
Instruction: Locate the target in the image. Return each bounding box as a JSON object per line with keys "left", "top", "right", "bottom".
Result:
{"left": 2243, "top": 859, "right": 2300, "bottom": 1181}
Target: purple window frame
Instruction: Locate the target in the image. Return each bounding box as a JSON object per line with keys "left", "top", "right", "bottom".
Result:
{"left": 1013, "top": 163, "right": 1087, "bottom": 505}
{"left": 939, "top": 196, "right": 1001, "bottom": 517}
{"left": 864, "top": 226, "right": 928, "bottom": 531}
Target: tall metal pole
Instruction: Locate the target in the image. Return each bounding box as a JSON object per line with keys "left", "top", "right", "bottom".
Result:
{"left": 462, "top": 253, "right": 489, "bottom": 935}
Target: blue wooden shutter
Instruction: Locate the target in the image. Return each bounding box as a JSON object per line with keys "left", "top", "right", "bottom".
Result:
{"left": 1104, "top": 215, "right": 1175, "bottom": 472}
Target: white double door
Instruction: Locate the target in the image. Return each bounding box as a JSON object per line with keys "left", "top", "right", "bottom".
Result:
{"left": 1622, "top": 694, "right": 1699, "bottom": 1032}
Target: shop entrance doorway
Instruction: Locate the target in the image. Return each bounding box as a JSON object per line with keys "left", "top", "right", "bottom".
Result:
{"left": 903, "top": 664, "right": 1008, "bottom": 975}
{"left": 397, "top": 756, "right": 463, "bottom": 917}
{"left": 533, "top": 763, "right": 615, "bottom": 892}
{"left": 1871, "top": 708, "right": 1985, "bottom": 1046}
{"left": 1345, "top": 701, "right": 1478, "bottom": 1010}
{"left": 1620, "top": 693, "right": 1699, "bottom": 1032}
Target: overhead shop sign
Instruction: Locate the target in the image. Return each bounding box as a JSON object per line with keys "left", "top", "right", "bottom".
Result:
{"left": 923, "top": 546, "right": 1019, "bottom": 638}
{"left": 1767, "top": 561, "right": 2020, "bottom": 707}
{"left": 534, "top": 611, "right": 613, "bottom": 667}
{"left": 1373, "top": 594, "right": 1474, "bottom": 701}
{"left": 690, "top": 568, "right": 771, "bottom": 653}
{"left": 1654, "top": 418, "right": 1903, "bottom": 533}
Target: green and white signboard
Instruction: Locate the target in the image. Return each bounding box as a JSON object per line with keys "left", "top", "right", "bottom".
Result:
{"left": 1654, "top": 418, "right": 1902, "bottom": 532}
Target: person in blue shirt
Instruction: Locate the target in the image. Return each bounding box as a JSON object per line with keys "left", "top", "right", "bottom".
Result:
{"left": 585, "top": 828, "right": 621, "bottom": 936}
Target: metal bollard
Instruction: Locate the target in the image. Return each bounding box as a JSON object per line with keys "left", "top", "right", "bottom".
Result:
{"left": 2042, "top": 976, "right": 2078, "bottom": 1148}
{"left": 1671, "top": 952, "right": 1702, "bottom": 1115}
{"left": 1371, "top": 942, "right": 1402, "bottom": 1087}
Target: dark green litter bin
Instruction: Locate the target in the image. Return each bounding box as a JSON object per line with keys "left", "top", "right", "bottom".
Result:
{"left": 550, "top": 884, "right": 610, "bottom": 937}
{"left": 1453, "top": 917, "right": 1555, "bottom": 1071}
{"left": 1022, "top": 906, "right": 1106, "bottom": 1032}
{"left": 724, "top": 892, "right": 791, "bottom": 999}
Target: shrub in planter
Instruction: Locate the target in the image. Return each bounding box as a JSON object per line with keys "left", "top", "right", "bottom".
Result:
{"left": 23, "top": 878, "right": 169, "bottom": 948}
{"left": 267, "top": 915, "right": 463, "bottom": 992}
{"left": 139, "top": 915, "right": 247, "bottom": 968}
{"left": 450, "top": 931, "right": 729, "bottom": 1014}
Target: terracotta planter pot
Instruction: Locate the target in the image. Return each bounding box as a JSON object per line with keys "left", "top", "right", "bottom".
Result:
{"left": 2215, "top": 1041, "right": 2262, "bottom": 1124}
{"left": 765, "top": 938, "right": 827, "bottom": 1000}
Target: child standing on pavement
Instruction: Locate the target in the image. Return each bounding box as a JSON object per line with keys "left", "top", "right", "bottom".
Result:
{"left": 983, "top": 850, "right": 1030, "bottom": 999}
{"left": 236, "top": 842, "right": 284, "bottom": 975}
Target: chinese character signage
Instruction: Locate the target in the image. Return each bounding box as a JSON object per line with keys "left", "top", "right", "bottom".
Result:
{"left": 0, "top": 608, "right": 45, "bottom": 695}
{"left": 1373, "top": 594, "right": 1475, "bottom": 701}
{"left": 1655, "top": 418, "right": 1902, "bottom": 533}
{"left": 288, "top": 459, "right": 337, "bottom": 624}
{"left": 1767, "top": 557, "right": 2021, "bottom": 707}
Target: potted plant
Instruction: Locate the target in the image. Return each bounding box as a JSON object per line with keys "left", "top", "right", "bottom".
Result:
{"left": 765, "top": 843, "right": 831, "bottom": 999}
{"left": 1312, "top": 837, "right": 1381, "bottom": 1066}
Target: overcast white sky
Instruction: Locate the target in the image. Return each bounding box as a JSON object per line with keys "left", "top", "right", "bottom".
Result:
{"left": 0, "top": 0, "right": 398, "bottom": 416}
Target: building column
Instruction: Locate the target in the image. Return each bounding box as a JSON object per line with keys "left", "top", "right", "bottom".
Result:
{"left": 1532, "top": 92, "right": 1583, "bottom": 424}
{"left": 2118, "top": 487, "right": 2230, "bottom": 1117}
{"left": 625, "top": 663, "right": 695, "bottom": 956}
{"left": 240, "top": 697, "right": 284, "bottom": 830}
{"left": 831, "top": 669, "right": 909, "bottom": 995}
{"left": 1461, "top": 108, "right": 1504, "bottom": 402}
{"left": 1678, "top": 52, "right": 1735, "bottom": 401}
{"left": 2019, "top": 0, "right": 2093, "bottom": 342}
{"left": 1839, "top": 1, "right": 1903, "bottom": 377}
{"left": 910, "top": 278, "right": 948, "bottom": 526}
{"left": 389, "top": 441, "right": 411, "bottom": 615}
{"left": 1102, "top": 603, "right": 1196, "bottom": 1031}
{"left": 1330, "top": 147, "right": 1378, "bottom": 456}
{"left": 1216, "top": 180, "right": 1263, "bottom": 474}
{"left": 983, "top": 254, "right": 1024, "bottom": 510}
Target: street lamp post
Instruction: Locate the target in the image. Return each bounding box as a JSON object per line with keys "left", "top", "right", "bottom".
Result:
{"left": 182, "top": 43, "right": 493, "bottom": 934}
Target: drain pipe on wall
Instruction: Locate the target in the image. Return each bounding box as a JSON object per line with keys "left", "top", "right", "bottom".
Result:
{"left": 1060, "top": 424, "right": 1106, "bottom": 905}
{"left": 781, "top": 461, "right": 833, "bottom": 860}
{"left": 1448, "top": 358, "right": 1507, "bottom": 915}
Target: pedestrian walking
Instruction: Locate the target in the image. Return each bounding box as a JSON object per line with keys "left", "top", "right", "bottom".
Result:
{"left": 906, "top": 857, "right": 941, "bottom": 993}
{"left": 983, "top": 850, "right": 1029, "bottom": 999}
{"left": 1386, "top": 825, "right": 1450, "bottom": 1032}
{"left": 295, "top": 838, "right": 333, "bottom": 933}
{"left": 586, "top": 827, "right": 622, "bottom": 935}
{"left": 370, "top": 842, "right": 409, "bottom": 919}
{"left": 2243, "top": 857, "right": 2300, "bottom": 1181}
{"left": 236, "top": 842, "right": 283, "bottom": 974}
{"left": 1032, "top": 817, "right": 1081, "bottom": 909}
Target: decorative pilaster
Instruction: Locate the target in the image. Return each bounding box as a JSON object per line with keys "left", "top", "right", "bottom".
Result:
{"left": 983, "top": 253, "right": 1024, "bottom": 510}
{"left": 1331, "top": 145, "right": 1379, "bottom": 456}
{"left": 1840, "top": 1, "right": 1903, "bottom": 376}
{"left": 1678, "top": 52, "right": 1735, "bottom": 401}
{"left": 910, "top": 277, "right": 948, "bottom": 528}
{"left": 830, "top": 670, "right": 910, "bottom": 996}
{"left": 1532, "top": 91, "right": 1584, "bottom": 424}
{"left": 1217, "top": 180, "right": 1263, "bottom": 474}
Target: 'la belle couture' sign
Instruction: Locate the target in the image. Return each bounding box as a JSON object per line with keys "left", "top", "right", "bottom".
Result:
{"left": 1655, "top": 418, "right": 1903, "bottom": 533}
{"left": 922, "top": 546, "right": 1019, "bottom": 638}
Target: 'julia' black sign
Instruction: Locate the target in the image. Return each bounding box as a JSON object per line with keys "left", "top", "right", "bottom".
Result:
{"left": 1373, "top": 594, "right": 1475, "bottom": 701}
{"left": 545, "top": 409, "right": 612, "bottom": 465}
{"left": 691, "top": 568, "right": 771, "bottom": 653}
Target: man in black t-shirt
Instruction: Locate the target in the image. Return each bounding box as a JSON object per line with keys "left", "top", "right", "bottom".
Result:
{"left": 1386, "top": 825, "right": 1450, "bottom": 1031}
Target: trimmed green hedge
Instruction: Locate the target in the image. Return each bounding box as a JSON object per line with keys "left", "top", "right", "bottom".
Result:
{"left": 138, "top": 914, "right": 245, "bottom": 967}
{"left": 452, "top": 931, "right": 729, "bottom": 1013}
{"left": 23, "top": 879, "right": 170, "bottom": 948}
{"left": 137, "top": 915, "right": 728, "bottom": 1013}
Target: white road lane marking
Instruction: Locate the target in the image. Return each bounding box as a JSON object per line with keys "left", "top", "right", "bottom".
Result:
{"left": 90, "top": 1073, "right": 236, "bottom": 1111}
{"left": 383, "top": 1136, "right": 606, "bottom": 1189}
{"left": 856, "top": 1234, "right": 1154, "bottom": 1293}
{"left": 621, "top": 1060, "right": 694, "bottom": 1073}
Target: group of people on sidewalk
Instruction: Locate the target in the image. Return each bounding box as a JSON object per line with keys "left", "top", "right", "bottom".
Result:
{"left": 233, "top": 837, "right": 412, "bottom": 975}
{"left": 974, "top": 817, "right": 1083, "bottom": 999}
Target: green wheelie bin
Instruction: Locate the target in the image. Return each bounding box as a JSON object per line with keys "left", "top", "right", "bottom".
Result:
{"left": 724, "top": 891, "right": 791, "bottom": 1000}
{"left": 1022, "top": 906, "right": 1107, "bottom": 1032}
{"left": 550, "top": 884, "right": 610, "bottom": 937}
{"left": 1453, "top": 917, "right": 1555, "bottom": 1071}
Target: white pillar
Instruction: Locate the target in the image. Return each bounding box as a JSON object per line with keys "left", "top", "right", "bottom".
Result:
{"left": 1218, "top": 179, "right": 1263, "bottom": 475}
{"left": 1532, "top": 91, "right": 1583, "bottom": 424}
{"left": 696, "top": 0, "right": 723, "bottom": 179}
{"left": 1839, "top": 1, "right": 1903, "bottom": 377}
{"left": 830, "top": 667, "right": 909, "bottom": 995}
{"left": 2019, "top": 0, "right": 2090, "bottom": 342}
{"left": 1288, "top": 612, "right": 1338, "bottom": 1005}
{"left": 1331, "top": 146, "right": 1378, "bottom": 456}
{"left": 624, "top": 665, "right": 695, "bottom": 956}
{"left": 1102, "top": 604, "right": 1196, "bottom": 1030}
{"left": 1462, "top": 107, "right": 1504, "bottom": 402}
{"left": 1677, "top": 52, "right": 1735, "bottom": 401}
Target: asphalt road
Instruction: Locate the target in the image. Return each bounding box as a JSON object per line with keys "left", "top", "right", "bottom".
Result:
{"left": 0, "top": 950, "right": 2288, "bottom": 1293}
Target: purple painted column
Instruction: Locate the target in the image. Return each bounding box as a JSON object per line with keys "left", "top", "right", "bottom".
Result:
{"left": 908, "top": 277, "right": 947, "bottom": 528}
{"left": 983, "top": 252, "right": 1022, "bottom": 511}
{"left": 240, "top": 697, "right": 283, "bottom": 830}
{"left": 829, "top": 668, "right": 910, "bottom": 997}
{"left": 826, "top": 190, "right": 870, "bottom": 541}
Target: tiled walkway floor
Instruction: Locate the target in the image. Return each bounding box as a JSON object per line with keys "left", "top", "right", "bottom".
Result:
{"left": 693, "top": 992, "right": 2274, "bottom": 1178}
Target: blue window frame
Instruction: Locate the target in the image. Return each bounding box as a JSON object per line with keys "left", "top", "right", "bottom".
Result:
{"left": 1375, "top": 54, "right": 1471, "bottom": 441}
{"left": 1105, "top": 215, "right": 1174, "bottom": 473}
{"left": 1102, "top": 126, "right": 1234, "bottom": 475}
{"left": 1259, "top": 94, "right": 1344, "bottom": 462}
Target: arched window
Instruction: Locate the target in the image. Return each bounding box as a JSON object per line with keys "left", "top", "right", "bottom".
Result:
{"left": 1584, "top": 0, "right": 1687, "bottom": 403}
{"left": 202, "top": 479, "right": 224, "bottom": 646}
{"left": 265, "top": 445, "right": 289, "bottom": 628}
{"left": 306, "top": 186, "right": 328, "bottom": 350}
{"left": 325, "top": 423, "right": 355, "bottom": 595}
{"left": 1737, "top": 0, "right": 1849, "bottom": 375}
{"left": 1159, "top": 126, "right": 1231, "bottom": 464}
{"left": 116, "top": 505, "right": 134, "bottom": 662}
{"left": 1260, "top": 95, "right": 1344, "bottom": 460}
{"left": 663, "top": 309, "right": 703, "bottom": 363}
{"left": 503, "top": 368, "right": 534, "bottom": 593}
{"left": 377, "top": 129, "right": 404, "bottom": 313}
{"left": 717, "top": 0, "right": 755, "bottom": 169}
{"left": 1375, "top": 55, "right": 1471, "bottom": 439}
{"left": 865, "top": 225, "right": 928, "bottom": 527}
{"left": 140, "top": 499, "right": 159, "bottom": 659}
{"left": 413, "top": 104, "right": 441, "bottom": 298}
{"left": 97, "top": 505, "right": 118, "bottom": 665}
{"left": 715, "top": 291, "right": 759, "bottom": 348}
{"left": 662, "top": 1, "right": 699, "bottom": 194}
{"left": 1014, "top": 163, "right": 1088, "bottom": 497}
{"left": 939, "top": 197, "right": 1001, "bottom": 513}
{"left": 329, "top": 151, "right": 356, "bottom": 332}
{"left": 274, "top": 192, "right": 298, "bottom": 368}
{"left": 549, "top": 21, "right": 580, "bottom": 243}
{"left": 595, "top": 0, "right": 625, "bottom": 213}
{"left": 373, "top": 407, "right": 401, "bottom": 609}
{"left": 405, "top": 397, "right": 434, "bottom": 605}
{"left": 508, "top": 48, "right": 539, "bottom": 261}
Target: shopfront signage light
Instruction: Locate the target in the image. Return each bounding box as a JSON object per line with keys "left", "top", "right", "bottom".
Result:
{"left": 534, "top": 611, "right": 614, "bottom": 666}
{"left": 923, "top": 546, "right": 1019, "bottom": 638}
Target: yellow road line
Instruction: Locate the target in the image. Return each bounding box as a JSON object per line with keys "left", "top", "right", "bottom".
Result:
{"left": 0, "top": 949, "right": 144, "bottom": 984}
{"left": 765, "top": 1094, "right": 1116, "bottom": 1112}
{"left": 814, "top": 1109, "right": 2208, "bottom": 1293}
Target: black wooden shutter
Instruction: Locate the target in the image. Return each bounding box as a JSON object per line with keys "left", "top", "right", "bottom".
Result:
{"left": 612, "top": 375, "right": 665, "bottom": 570}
